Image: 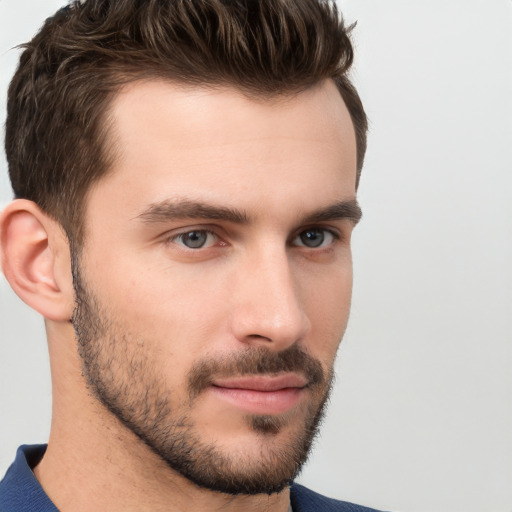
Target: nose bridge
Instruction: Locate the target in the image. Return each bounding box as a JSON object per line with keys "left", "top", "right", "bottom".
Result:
{"left": 230, "top": 242, "right": 310, "bottom": 349}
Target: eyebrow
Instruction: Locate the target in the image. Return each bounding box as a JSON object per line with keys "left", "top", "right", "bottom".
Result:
{"left": 301, "top": 199, "right": 362, "bottom": 225}
{"left": 136, "top": 199, "right": 249, "bottom": 224}
{"left": 136, "top": 198, "right": 362, "bottom": 226}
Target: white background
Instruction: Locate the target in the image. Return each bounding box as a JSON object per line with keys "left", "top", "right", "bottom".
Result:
{"left": 1, "top": 1, "right": 511, "bottom": 511}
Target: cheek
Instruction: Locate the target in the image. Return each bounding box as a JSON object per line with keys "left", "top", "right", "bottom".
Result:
{"left": 93, "top": 262, "right": 230, "bottom": 364}
{"left": 300, "top": 262, "right": 352, "bottom": 361}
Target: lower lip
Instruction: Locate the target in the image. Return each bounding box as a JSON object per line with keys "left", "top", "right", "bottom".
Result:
{"left": 209, "top": 386, "right": 305, "bottom": 415}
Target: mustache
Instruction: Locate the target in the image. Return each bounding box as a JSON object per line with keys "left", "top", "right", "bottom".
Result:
{"left": 188, "top": 344, "right": 325, "bottom": 400}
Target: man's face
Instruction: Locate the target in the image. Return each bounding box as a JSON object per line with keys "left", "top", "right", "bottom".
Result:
{"left": 72, "top": 79, "right": 358, "bottom": 494}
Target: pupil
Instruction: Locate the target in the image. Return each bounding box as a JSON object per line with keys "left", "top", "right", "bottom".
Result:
{"left": 183, "top": 231, "right": 207, "bottom": 248}
{"left": 301, "top": 230, "right": 324, "bottom": 247}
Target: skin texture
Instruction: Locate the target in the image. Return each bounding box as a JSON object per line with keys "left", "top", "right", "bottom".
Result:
{"left": 0, "top": 79, "right": 358, "bottom": 512}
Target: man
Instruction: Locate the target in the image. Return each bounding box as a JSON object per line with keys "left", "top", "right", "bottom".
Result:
{"left": 0, "top": 0, "right": 382, "bottom": 510}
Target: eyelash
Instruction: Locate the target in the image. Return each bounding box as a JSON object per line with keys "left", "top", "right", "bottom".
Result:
{"left": 164, "top": 226, "right": 341, "bottom": 251}
{"left": 165, "top": 229, "right": 221, "bottom": 249}
{"left": 292, "top": 227, "right": 340, "bottom": 248}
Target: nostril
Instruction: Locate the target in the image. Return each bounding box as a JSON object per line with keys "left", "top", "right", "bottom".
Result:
{"left": 247, "top": 334, "right": 272, "bottom": 342}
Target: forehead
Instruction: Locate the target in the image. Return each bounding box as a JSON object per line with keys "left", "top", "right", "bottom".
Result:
{"left": 108, "top": 79, "right": 355, "bottom": 151}
{"left": 86, "top": 79, "right": 357, "bottom": 227}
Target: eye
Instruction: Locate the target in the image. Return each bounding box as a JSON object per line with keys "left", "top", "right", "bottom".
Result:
{"left": 293, "top": 228, "right": 336, "bottom": 248}
{"left": 172, "top": 230, "right": 218, "bottom": 249}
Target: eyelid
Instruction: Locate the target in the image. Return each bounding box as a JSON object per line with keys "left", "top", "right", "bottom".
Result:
{"left": 160, "top": 223, "right": 343, "bottom": 250}
{"left": 290, "top": 226, "right": 341, "bottom": 248}
{"left": 164, "top": 227, "right": 222, "bottom": 249}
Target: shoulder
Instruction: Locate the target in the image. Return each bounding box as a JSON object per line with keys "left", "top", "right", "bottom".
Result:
{"left": 0, "top": 445, "right": 58, "bottom": 512}
{"left": 290, "top": 483, "right": 387, "bottom": 512}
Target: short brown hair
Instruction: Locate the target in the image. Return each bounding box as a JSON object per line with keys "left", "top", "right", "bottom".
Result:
{"left": 6, "top": 0, "right": 367, "bottom": 244}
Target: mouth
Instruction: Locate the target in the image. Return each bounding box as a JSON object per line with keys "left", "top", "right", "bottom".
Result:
{"left": 209, "top": 374, "right": 308, "bottom": 415}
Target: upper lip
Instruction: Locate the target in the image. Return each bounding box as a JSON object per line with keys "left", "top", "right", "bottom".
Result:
{"left": 211, "top": 374, "right": 308, "bottom": 392}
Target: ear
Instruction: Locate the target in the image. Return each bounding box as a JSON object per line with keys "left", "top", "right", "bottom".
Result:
{"left": 0, "top": 199, "right": 75, "bottom": 322}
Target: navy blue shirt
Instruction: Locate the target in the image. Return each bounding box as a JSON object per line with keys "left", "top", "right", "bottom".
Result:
{"left": 0, "top": 445, "right": 384, "bottom": 512}
{"left": 0, "top": 445, "right": 58, "bottom": 512}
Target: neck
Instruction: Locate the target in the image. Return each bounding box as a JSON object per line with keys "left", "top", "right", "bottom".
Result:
{"left": 35, "top": 434, "right": 291, "bottom": 512}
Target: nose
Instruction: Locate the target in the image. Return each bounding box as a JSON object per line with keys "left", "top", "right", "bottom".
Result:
{"left": 229, "top": 248, "right": 311, "bottom": 351}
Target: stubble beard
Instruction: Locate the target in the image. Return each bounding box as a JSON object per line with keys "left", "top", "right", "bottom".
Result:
{"left": 70, "top": 256, "right": 335, "bottom": 496}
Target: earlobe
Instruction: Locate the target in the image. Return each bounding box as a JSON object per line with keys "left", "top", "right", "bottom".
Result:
{"left": 0, "top": 199, "right": 74, "bottom": 322}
